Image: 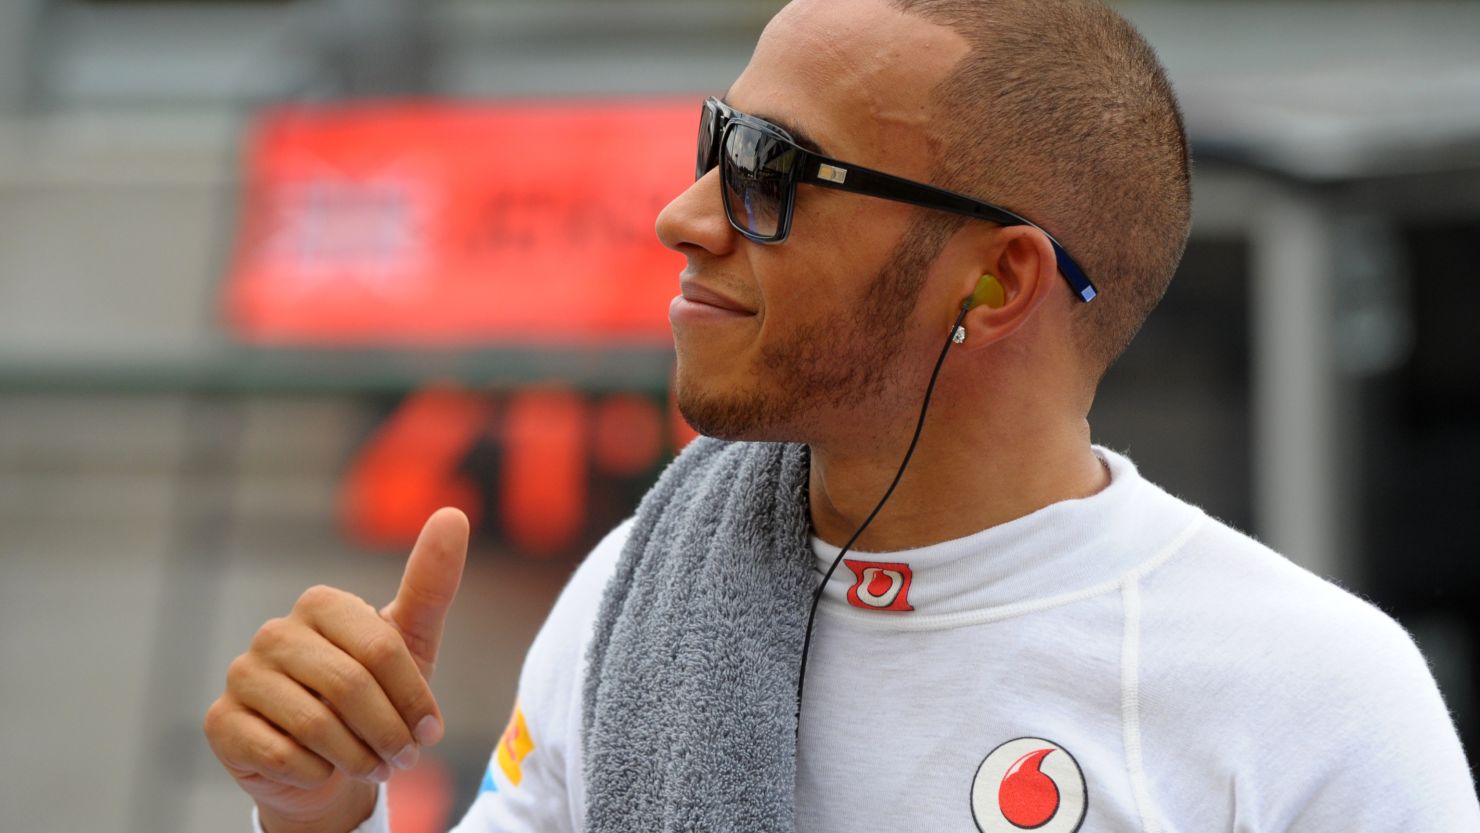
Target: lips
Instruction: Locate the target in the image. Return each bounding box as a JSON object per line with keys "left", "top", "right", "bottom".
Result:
{"left": 679, "top": 280, "right": 754, "bottom": 314}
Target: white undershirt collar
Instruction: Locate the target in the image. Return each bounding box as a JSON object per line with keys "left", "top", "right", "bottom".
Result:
{"left": 809, "top": 447, "right": 1196, "bottom": 621}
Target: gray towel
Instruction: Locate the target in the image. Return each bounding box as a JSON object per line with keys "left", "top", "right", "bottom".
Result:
{"left": 582, "top": 437, "right": 815, "bottom": 833}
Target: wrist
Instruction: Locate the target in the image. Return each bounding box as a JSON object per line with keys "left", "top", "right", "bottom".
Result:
{"left": 257, "top": 782, "right": 378, "bottom": 833}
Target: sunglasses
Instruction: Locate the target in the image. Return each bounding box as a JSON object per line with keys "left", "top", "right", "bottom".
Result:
{"left": 696, "top": 97, "right": 1098, "bottom": 303}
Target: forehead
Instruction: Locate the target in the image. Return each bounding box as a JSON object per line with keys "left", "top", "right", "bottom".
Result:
{"left": 727, "top": 0, "right": 971, "bottom": 174}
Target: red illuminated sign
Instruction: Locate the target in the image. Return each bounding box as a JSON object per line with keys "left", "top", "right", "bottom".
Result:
{"left": 223, "top": 99, "right": 696, "bottom": 346}
{"left": 338, "top": 385, "right": 698, "bottom": 555}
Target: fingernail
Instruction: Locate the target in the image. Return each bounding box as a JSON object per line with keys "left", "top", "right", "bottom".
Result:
{"left": 392, "top": 743, "right": 419, "bottom": 771}
{"left": 414, "top": 715, "right": 443, "bottom": 746}
{"left": 369, "top": 763, "right": 393, "bottom": 783}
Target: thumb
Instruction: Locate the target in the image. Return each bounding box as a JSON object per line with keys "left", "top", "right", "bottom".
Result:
{"left": 381, "top": 506, "right": 469, "bottom": 677}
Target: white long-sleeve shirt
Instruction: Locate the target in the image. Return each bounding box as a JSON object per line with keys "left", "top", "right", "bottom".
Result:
{"left": 276, "top": 448, "right": 1480, "bottom": 832}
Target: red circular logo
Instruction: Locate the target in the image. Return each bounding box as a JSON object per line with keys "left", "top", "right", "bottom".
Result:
{"left": 971, "top": 738, "right": 1086, "bottom": 832}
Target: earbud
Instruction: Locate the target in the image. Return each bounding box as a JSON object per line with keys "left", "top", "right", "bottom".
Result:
{"left": 952, "top": 275, "right": 1004, "bottom": 344}
{"left": 967, "top": 273, "right": 1005, "bottom": 310}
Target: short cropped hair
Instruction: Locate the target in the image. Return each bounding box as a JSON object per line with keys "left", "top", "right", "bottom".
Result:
{"left": 892, "top": 0, "right": 1192, "bottom": 379}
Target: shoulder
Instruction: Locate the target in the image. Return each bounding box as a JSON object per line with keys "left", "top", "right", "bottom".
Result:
{"left": 1098, "top": 457, "right": 1412, "bottom": 679}
{"left": 520, "top": 517, "right": 633, "bottom": 691}
{"left": 1136, "top": 514, "right": 1479, "bottom": 827}
{"left": 1143, "top": 516, "right": 1409, "bottom": 673}
{"left": 1139, "top": 514, "right": 1425, "bottom": 701}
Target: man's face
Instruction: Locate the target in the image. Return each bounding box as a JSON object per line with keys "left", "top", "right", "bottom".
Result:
{"left": 655, "top": 0, "right": 971, "bottom": 443}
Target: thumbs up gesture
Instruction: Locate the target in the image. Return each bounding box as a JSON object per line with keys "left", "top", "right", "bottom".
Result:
{"left": 205, "top": 509, "right": 470, "bottom": 833}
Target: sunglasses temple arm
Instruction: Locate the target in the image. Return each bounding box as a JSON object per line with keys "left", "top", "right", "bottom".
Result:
{"left": 805, "top": 160, "right": 1099, "bottom": 303}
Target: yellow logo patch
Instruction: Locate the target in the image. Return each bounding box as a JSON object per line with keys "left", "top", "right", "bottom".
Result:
{"left": 495, "top": 702, "right": 535, "bottom": 785}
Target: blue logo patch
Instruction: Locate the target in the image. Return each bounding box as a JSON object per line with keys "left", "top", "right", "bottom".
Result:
{"left": 480, "top": 767, "right": 498, "bottom": 794}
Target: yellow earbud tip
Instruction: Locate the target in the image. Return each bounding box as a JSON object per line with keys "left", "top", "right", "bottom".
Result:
{"left": 971, "top": 274, "right": 1006, "bottom": 310}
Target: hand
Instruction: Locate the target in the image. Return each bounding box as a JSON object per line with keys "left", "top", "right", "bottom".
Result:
{"left": 204, "top": 508, "right": 470, "bottom": 833}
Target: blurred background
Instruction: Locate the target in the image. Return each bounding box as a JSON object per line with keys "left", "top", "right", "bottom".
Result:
{"left": 0, "top": 0, "right": 1477, "bottom": 830}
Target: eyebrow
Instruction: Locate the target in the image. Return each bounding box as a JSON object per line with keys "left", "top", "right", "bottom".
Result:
{"left": 718, "top": 94, "right": 831, "bottom": 157}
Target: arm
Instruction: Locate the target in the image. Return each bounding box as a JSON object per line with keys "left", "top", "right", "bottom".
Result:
{"left": 1278, "top": 621, "right": 1480, "bottom": 831}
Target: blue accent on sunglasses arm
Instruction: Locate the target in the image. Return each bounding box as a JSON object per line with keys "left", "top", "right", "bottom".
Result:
{"left": 1055, "top": 246, "right": 1098, "bottom": 302}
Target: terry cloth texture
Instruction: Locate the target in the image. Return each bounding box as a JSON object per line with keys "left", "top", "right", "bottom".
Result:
{"left": 582, "top": 438, "right": 815, "bottom": 833}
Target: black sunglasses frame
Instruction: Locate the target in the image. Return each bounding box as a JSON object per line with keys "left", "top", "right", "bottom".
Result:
{"left": 697, "top": 97, "right": 1098, "bottom": 303}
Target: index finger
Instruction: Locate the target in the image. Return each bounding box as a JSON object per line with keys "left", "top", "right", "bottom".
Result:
{"left": 298, "top": 591, "right": 446, "bottom": 751}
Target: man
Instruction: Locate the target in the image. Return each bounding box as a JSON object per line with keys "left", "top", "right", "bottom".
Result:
{"left": 204, "top": 0, "right": 1480, "bottom": 830}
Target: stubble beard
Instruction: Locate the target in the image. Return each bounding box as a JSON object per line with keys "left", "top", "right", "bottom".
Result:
{"left": 675, "top": 218, "right": 952, "bottom": 442}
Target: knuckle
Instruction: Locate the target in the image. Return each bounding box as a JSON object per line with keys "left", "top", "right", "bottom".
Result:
{"left": 252, "top": 617, "right": 292, "bottom": 652}
{"left": 290, "top": 707, "right": 333, "bottom": 745}
{"left": 253, "top": 735, "right": 295, "bottom": 775}
{"left": 202, "top": 697, "right": 230, "bottom": 739}
{"left": 225, "top": 655, "right": 256, "bottom": 690}
{"left": 360, "top": 630, "right": 404, "bottom": 670}
{"left": 296, "top": 584, "right": 341, "bottom": 612}
{"left": 321, "top": 659, "right": 373, "bottom": 703}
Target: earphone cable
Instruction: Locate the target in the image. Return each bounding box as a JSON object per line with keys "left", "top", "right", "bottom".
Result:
{"left": 795, "top": 299, "right": 972, "bottom": 729}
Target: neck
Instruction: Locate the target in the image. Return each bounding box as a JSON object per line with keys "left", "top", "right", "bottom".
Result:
{"left": 806, "top": 397, "right": 1109, "bottom": 552}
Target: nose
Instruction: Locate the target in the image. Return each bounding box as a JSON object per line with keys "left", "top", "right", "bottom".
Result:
{"left": 655, "top": 168, "right": 736, "bottom": 257}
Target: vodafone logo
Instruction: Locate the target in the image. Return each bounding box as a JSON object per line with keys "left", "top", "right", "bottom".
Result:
{"left": 971, "top": 737, "right": 1087, "bottom": 832}
{"left": 843, "top": 559, "right": 914, "bottom": 611}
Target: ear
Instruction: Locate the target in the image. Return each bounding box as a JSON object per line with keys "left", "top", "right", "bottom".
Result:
{"left": 950, "top": 226, "right": 1058, "bottom": 351}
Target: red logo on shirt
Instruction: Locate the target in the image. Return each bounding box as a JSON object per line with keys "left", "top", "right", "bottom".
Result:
{"left": 971, "top": 738, "right": 1086, "bottom": 833}
{"left": 843, "top": 560, "right": 914, "bottom": 611}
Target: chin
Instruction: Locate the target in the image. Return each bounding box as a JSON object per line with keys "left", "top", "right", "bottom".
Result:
{"left": 673, "top": 374, "right": 798, "bottom": 443}
{"left": 674, "top": 385, "right": 759, "bottom": 441}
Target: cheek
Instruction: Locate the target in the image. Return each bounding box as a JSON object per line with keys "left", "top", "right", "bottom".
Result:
{"left": 757, "top": 205, "right": 905, "bottom": 309}
{"left": 793, "top": 189, "right": 915, "bottom": 270}
{"left": 748, "top": 246, "right": 838, "bottom": 339}
{"left": 746, "top": 193, "right": 917, "bottom": 338}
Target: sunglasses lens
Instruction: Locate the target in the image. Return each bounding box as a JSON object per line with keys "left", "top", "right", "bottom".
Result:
{"left": 696, "top": 103, "right": 719, "bottom": 180}
{"left": 722, "top": 122, "right": 798, "bottom": 240}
